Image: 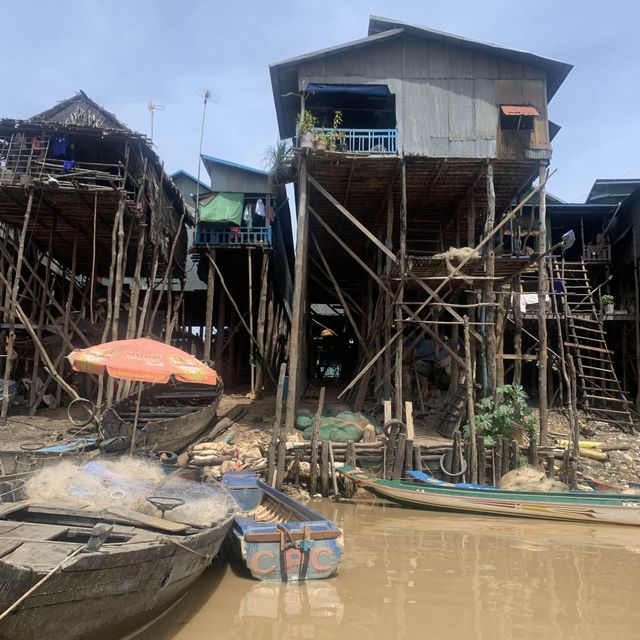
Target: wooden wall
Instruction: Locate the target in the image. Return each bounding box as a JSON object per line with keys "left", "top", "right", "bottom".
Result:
{"left": 297, "top": 34, "right": 550, "bottom": 159}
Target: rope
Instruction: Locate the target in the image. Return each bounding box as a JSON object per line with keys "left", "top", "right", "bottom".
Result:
{"left": 158, "top": 537, "right": 213, "bottom": 564}
{"left": 0, "top": 546, "right": 83, "bottom": 622}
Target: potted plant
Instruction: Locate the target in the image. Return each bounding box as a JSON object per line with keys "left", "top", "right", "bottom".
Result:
{"left": 602, "top": 294, "right": 614, "bottom": 315}
{"left": 333, "top": 110, "right": 348, "bottom": 151}
{"left": 314, "top": 131, "right": 332, "bottom": 151}
{"left": 296, "top": 109, "right": 316, "bottom": 148}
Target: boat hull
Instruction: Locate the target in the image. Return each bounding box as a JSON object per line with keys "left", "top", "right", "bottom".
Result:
{"left": 339, "top": 467, "right": 640, "bottom": 527}
{"left": 101, "top": 380, "right": 223, "bottom": 453}
{"left": 223, "top": 472, "right": 342, "bottom": 581}
{"left": 0, "top": 517, "right": 233, "bottom": 640}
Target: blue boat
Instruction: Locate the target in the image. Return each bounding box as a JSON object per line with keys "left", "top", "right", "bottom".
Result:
{"left": 222, "top": 471, "right": 342, "bottom": 581}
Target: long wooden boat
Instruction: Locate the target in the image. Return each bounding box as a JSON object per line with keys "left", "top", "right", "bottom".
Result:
{"left": 337, "top": 466, "right": 640, "bottom": 527}
{"left": 0, "top": 478, "right": 235, "bottom": 639}
{"left": 101, "top": 379, "right": 223, "bottom": 453}
{"left": 222, "top": 471, "right": 342, "bottom": 581}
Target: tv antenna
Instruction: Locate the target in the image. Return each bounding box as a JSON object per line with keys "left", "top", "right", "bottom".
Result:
{"left": 147, "top": 101, "right": 165, "bottom": 142}
{"left": 195, "top": 88, "right": 215, "bottom": 217}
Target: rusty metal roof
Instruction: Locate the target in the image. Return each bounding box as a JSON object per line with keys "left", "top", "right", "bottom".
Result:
{"left": 500, "top": 105, "right": 540, "bottom": 117}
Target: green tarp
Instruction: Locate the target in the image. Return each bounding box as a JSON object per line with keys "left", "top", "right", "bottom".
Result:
{"left": 198, "top": 192, "right": 244, "bottom": 225}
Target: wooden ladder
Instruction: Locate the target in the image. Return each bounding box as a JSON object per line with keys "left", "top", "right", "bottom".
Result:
{"left": 552, "top": 259, "right": 633, "bottom": 429}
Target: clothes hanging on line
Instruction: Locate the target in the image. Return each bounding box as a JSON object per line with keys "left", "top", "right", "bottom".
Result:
{"left": 52, "top": 136, "right": 68, "bottom": 157}
{"left": 63, "top": 160, "right": 76, "bottom": 172}
{"left": 255, "top": 198, "right": 266, "bottom": 217}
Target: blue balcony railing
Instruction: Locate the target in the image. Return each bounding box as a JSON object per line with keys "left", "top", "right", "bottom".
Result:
{"left": 195, "top": 225, "right": 272, "bottom": 247}
{"left": 303, "top": 128, "right": 397, "bottom": 154}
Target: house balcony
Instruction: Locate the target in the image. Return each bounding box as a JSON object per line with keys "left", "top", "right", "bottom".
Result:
{"left": 583, "top": 243, "right": 611, "bottom": 263}
{"left": 194, "top": 225, "right": 272, "bottom": 248}
{"left": 300, "top": 128, "right": 398, "bottom": 155}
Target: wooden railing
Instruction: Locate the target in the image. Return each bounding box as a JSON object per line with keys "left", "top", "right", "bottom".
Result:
{"left": 195, "top": 226, "right": 272, "bottom": 247}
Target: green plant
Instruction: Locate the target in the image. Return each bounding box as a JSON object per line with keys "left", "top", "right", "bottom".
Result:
{"left": 602, "top": 294, "right": 614, "bottom": 307}
{"left": 333, "top": 110, "right": 343, "bottom": 129}
{"left": 464, "top": 384, "right": 536, "bottom": 444}
{"left": 296, "top": 109, "right": 316, "bottom": 134}
{"left": 263, "top": 140, "right": 294, "bottom": 184}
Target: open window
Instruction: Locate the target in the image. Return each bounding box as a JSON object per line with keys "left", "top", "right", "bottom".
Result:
{"left": 500, "top": 105, "right": 539, "bottom": 131}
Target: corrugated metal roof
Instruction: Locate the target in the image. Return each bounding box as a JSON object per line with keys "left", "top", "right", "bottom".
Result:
{"left": 500, "top": 105, "right": 540, "bottom": 117}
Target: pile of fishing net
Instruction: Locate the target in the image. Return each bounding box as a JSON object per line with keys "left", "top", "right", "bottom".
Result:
{"left": 295, "top": 410, "right": 380, "bottom": 443}
{"left": 188, "top": 441, "right": 266, "bottom": 477}
{"left": 25, "top": 458, "right": 236, "bottom": 526}
{"left": 498, "top": 466, "right": 568, "bottom": 493}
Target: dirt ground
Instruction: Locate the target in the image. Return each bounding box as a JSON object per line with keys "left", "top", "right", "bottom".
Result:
{"left": 1, "top": 391, "right": 639, "bottom": 487}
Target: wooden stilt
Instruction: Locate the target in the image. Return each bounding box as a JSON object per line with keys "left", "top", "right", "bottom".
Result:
{"left": 513, "top": 275, "right": 523, "bottom": 385}
{"left": 309, "top": 386, "right": 325, "bottom": 495}
{"left": 215, "top": 291, "right": 226, "bottom": 373}
{"left": 203, "top": 249, "right": 216, "bottom": 361}
{"left": 286, "top": 152, "right": 309, "bottom": 431}
{"left": 464, "top": 317, "right": 478, "bottom": 483}
{"left": 125, "top": 224, "right": 147, "bottom": 340}
{"left": 2, "top": 187, "right": 34, "bottom": 421}
{"left": 254, "top": 250, "right": 270, "bottom": 395}
{"left": 138, "top": 246, "right": 159, "bottom": 338}
{"left": 537, "top": 162, "right": 549, "bottom": 445}
{"left": 247, "top": 248, "right": 255, "bottom": 396}
{"left": 394, "top": 160, "right": 407, "bottom": 420}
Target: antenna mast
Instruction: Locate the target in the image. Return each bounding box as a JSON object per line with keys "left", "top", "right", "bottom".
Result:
{"left": 147, "top": 102, "right": 165, "bottom": 143}
{"left": 195, "top": 88, "right": 213, "bottom": 220}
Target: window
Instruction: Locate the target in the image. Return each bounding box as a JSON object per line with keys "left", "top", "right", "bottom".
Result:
{"left": 500, "top": 105, "right": 539, "bottom": 131}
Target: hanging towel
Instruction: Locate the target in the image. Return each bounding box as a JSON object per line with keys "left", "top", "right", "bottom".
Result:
{"left": 63, "top": 160, "right": 76, "bottom": 172}
{"left": 255, "top": 198, "right": 266, "bottom": 217}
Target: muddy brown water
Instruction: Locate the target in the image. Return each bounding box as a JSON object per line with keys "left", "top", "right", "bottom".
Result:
{"left": 136, "top": 501, "right": 640, "bottom": 640}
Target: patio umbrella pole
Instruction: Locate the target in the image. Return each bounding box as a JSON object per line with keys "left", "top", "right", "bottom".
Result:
{"left": 130, "top": 383, "right": 143, "bottom": 455}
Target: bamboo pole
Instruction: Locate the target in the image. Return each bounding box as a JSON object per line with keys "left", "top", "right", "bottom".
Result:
{"left": 286, "top": 152, "right": 309, "bottom": 431}
{"left": 203, "top": 249, "right": 216, "bottom": 361}
{"left": 394, "top": 160, "right": 407, "bottom": 419}
{"left": 206, "top": 254, "right": 275, "bottom": 384}
{"left": 464, "top": 317, "right": 478, "bottom": 483}
{"left": 137, "top": 246, "right": 159, "bottom": 338}
{"left": 56, "top": 237, "right": 78, "bottom": 406}
{"left": 125, "top": 224, "right": 147, "bottom": 340}
{"left": 338, "top": 171, "right": 556, "bottom": 399}
{"left": 254, "top": 250, "right": 270, "bottom": 394}
{"left": 2, "top": 187, "right": 34, "bottom": 420}
{"left": 537, "top": 162, "right": 549, "bottom": 445}
{"left": 248, "top": 248, "right": 255, "bottom": 397}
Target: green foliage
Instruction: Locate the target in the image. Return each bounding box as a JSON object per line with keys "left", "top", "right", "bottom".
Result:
{"left": 296, "top": 109, "right": 317, "bottom": 134}
{"left": 263, "top": 140, "right": 293, "bottom": 183}
{"left": 464, "top": 384, "right": 535, "bottom": 444}
{"left": 601, "top": 294, "right": 614, "bottom": 307}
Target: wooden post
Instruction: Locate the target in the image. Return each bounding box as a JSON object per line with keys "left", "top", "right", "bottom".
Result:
{"left": 383, "top": 399, "right": 392, "bottom": 479}
{"left": 464, "top": 317, "right": 478, "bottom": 483}
{"left": 2, "top": 187, "right": 34, "bottom": 421}
{"left": 510, "top": 440, "right": 520, "bottom": 471}
{"left": 494, "top": 436, "right": 503, "bottom": 483}
{"left": 268, "top": 362, "right": 287, "bottom": 486}
{"left": 545, "top": 453, "right": 555, "bottom": 479}
{"left": 529, "top": 435, "right": 538, "bottom": 467}
{"left": 384, "top": 195, "right": 394, "bottom": 401}
{"left": 391, "top": 433, "right": 406, "bottom": 481}
{"left": 328, "top": 442, "right": 339, "bottom": 499}
{"left": 309, "top": 386, "right": 325, "bottom": 496}
{"left": 125, "top": 224, "right": 147, "bottom": 340}
{"left": 203, "top": 249, "right": 216, "bottom": 361}
{"left": 501, "top": 435, "right": 510, "bottom": 475}
{"left": 247, "top": 248, "right": 255, "bottom": 397}
{"left": 254, "top": 250, "right": 270, "bottom": 394}
{"left": 285, "top": 152, "right": 309, "bottom": 431}
{"left": 394, "top": 160, "right": 407, "bottom": 419}
{"left": 137, "top": 246, "right": 159, "bottom": 338}
{"left": 467, "top": 193, "right": 476, "bottom": 247}
{"left": 320, "top": 440, "right": 330, "bottom": 497}
{"left": 483, "top": 161, "right": 497, "bottom": 399}
{"left": 215, "top": 290, "right": 226, "bottom": 372}
{"left": 344, "top": 440, "right": 357, "bottom": 497}
{"left": 56, "top": 237, "right": 78, "bottom": 406}
{"left": 404, "top": 401, "right": 414, "bottom": 475}
{"left": 513, "top": 275, "right": 523, "bottom": 385}
{"left": 275, "top": 440, "right": 286, "bottom": 490}
{"left": 537, "top": 162, "right": 549, "bottom": 444}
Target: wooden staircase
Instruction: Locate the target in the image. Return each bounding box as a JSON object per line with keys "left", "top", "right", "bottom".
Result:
{"left": 552, "top": 260, "right": 633, "bottom": 429}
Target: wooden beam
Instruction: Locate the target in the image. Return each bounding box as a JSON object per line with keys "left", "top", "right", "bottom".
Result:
{"left": 338, "top": 170, "right": 556, "bottom": 399}
{"left": 537, "top": 162, "right": 549, "bottom": 445}
{"left": 308, "top": 174, "right": 397, "bottom": 264}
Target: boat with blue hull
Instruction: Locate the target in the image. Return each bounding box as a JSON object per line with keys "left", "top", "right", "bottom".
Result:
{"left": 222, "top": 471, "right": 342, "bottom": 581}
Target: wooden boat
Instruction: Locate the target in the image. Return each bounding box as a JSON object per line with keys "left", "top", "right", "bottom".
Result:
{"left": 222, "top": 471, "right": 342, "bottom": 581}
{"left": 337, "top": 466, "right": 640, "bottom": 527}
{"left": 0, "top": 477, "right": 235, "bottom": 639}
{"left": 101, "top": 379, "right": 224, "bottom": 453}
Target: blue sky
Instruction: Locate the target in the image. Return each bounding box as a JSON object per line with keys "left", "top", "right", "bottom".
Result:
{"left": 3, "top": 0, "right": 639, "bottom": 202}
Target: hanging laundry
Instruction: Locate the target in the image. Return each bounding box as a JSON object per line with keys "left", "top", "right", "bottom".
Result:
{"left": 255, "top": 198, "right": 266, "bottom": 217}
{"left": 32, "top": 138, "right": 42, "bottom": 154}
{"left": 52, "top": 136, "right": 68, "bottom": 157}
{"left": 243, "top": 204, "right": 252, "bottom": 223}
{"left": 268, "top": 206, "right": 276, "bottom": 223}
{"left": 63, "top": 160, "right": 76, "bottom": 172}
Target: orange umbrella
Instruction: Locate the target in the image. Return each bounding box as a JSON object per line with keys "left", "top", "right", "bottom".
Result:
{"left": 67, "top": 337, "right": 217, "bottom": 385}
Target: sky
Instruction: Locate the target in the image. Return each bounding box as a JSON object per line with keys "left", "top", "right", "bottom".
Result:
{"left": 3, "top": 0, "right": 639, "bottom": 203}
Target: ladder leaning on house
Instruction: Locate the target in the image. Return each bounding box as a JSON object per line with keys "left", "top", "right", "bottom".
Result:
{"left": 551, "top": 259, "right": 633, "bottom": 430}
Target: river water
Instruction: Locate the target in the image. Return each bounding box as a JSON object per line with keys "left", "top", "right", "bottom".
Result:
{"left": 138, "top": 500, "right": 640, "bottom": 640}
